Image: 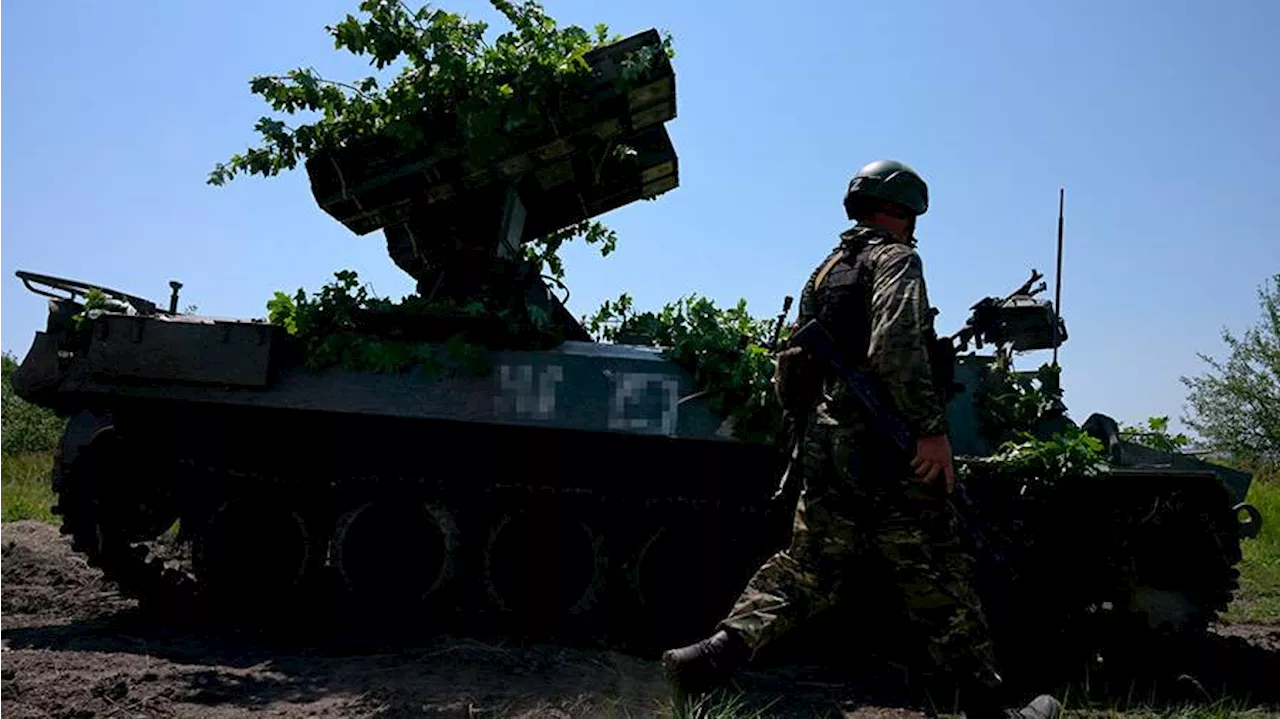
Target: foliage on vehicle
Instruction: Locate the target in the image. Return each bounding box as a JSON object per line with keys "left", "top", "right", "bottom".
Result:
{"left": 208, "top": 0, "right": 672, "bottom": 282}
{"left": 974, "top": 358, "right": 1066, "bottom": 448}
{"left": 963, "top": 356, "right": 1107, "bottom": 489}
{"left": 961, "top": 427, "right": 1108, "bottom": 489}
{"left": 1119, "top": 415, "right": 1192, "bottom": 453}
{"left": 265, "top": 271, "right": 496, "bottom": 375}
{"left": 585, "top": 293, "right": 787, "bottom": 444}
{"left": 71, "top": 289, "right": 110, "bottom": 330}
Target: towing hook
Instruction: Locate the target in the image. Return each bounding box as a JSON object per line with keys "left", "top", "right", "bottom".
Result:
{"left": 1233, "top": 502, "right": 1263, "bottom": 540}
{"left": 168, "top": 280, "right": 183, "bottom": 314}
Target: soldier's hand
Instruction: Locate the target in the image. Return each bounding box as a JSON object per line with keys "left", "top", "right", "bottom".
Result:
{"left": 773, "top": 346, "right": 820, "bottom": 410}
{"left": 911, "top": 434, "right": 956, "bottom": 493}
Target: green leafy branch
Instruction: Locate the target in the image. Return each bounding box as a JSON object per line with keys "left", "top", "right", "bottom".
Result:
{"left": 1118, "top": 415, "right": 1192, "bottom": 454}
{"left": 266, "top": 270, "right": 497, "bottom": 374}
{"left": 975, "top": 358, "right": 1066, "bottom": 447}
{"left": 976, "top": 427, "right": 1108, "bottom": 487}
{"left": 964, "top": 354, "right": 1110, "bottom": 489}
{"left": 586, "top": 293, "right": 784, "bottom": 444}
{"left": 525, "top": 219, "right": 618, "bottom": 281}
{"left": 71, "top": 289, "right": 111, "bottom": 330}
{"left": 209, "top": 0, "right": 674, "bottom": 281}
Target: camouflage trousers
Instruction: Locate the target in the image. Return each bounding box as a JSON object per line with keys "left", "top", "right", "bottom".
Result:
{"left": 718, "top": 422, "right": 1003, "bottom": 693}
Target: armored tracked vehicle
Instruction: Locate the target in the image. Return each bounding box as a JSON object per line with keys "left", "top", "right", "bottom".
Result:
{"left": 10, "top": 266, "right": 784, "bottom": 648}
{"left": 8, "top": 30, "right": 788, "bottom": 648}
{"left": 940, "top": 272, "right": 1263, "bottom": 686}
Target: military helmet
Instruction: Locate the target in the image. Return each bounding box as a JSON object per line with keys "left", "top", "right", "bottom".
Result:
{"left": 843, "top": 159, "right": 929, "bottom": 219}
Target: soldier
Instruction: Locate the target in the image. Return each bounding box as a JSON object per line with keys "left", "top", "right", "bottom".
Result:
{"left": 660, "top": 160, "right": 1063, "bottom": 719}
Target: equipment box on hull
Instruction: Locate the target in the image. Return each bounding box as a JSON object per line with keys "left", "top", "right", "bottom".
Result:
{"left": 86, "top": 314, "right": 281, "bottom": 388}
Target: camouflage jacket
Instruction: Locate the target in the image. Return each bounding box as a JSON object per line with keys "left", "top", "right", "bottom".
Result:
{"left": 795, "top": 226, "right": 951, "bottom": 438}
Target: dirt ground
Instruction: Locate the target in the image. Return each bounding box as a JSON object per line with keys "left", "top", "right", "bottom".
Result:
{"left": 2, "top": 520, "right": 1278, "bottom": 719}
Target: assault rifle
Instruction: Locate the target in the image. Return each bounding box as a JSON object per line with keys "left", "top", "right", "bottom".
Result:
{"left": 768, "top": 295, "right": 794, "bottom": 350}
{"left": 786, "top": 318, "right": 1008, "bottom": 567}
{"left": 765, "top": 294, "right": 803, "bottom": 510}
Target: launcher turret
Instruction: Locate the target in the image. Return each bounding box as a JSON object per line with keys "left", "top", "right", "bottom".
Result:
{"left": 301, "top": 30, "right": 679, "bottom": 345}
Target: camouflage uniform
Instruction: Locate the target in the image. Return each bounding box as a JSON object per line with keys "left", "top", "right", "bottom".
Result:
{"left": 717, "top": 225, "right": 1003, "bottom": 694}
{"left": 662, "top": 159, "right": 1060, "bottom": 719}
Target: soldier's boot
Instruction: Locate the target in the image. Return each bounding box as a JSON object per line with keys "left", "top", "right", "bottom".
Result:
{"left": 660, "top": 628, "right": 751, "bottom": 702}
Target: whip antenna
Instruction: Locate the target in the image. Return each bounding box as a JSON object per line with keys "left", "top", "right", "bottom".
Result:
{"left": 1052, "top": 187, "right": 1065, "bottom": 367}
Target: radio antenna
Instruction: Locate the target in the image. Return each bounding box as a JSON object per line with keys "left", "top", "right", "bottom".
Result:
{"left": 1052, "top": 187, "right": 1065, "bottom": 367}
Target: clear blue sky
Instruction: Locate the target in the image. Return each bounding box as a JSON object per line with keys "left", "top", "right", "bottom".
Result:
{"left": 3, "top": 0, "right": 1277, "bottom": 437}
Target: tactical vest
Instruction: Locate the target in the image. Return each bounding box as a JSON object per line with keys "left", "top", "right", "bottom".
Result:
{"left": 793, "top": 228, "right": 957, "bottom": 420}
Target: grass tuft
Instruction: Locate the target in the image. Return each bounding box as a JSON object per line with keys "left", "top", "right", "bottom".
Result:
{"left": 665, "top": 688, "right": 781, "bottom": 719}
{"left": 2, "top": 451, "right": 58, "bottom": 523}
{"left": 1223, "top": 464, "right": 1279, "bottom": 625}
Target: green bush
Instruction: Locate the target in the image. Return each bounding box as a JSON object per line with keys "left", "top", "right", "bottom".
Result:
{"left": 1, "top": 352, "right": 65, "bottom": 455}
